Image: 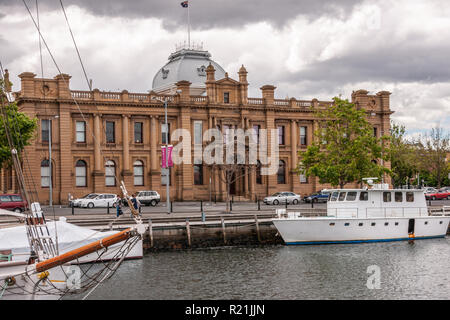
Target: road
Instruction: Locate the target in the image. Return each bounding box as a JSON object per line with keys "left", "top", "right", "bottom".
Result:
{"left": 23, "top": 198, "right": 450, "bottom": 218}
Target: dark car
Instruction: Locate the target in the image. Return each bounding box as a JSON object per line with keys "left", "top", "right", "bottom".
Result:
{"left": 303, "top": 190, "right": 330, "bottom": 203}
{"left": 0, "top": 194, "right": 28, "bottom": 212}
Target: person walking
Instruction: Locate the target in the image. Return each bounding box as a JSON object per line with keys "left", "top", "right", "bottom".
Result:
{"left": 131, "top": 194, "right": 141, "bottom": 217}
{"left": 116, "top": 195, "right": 123, "bottom": 217}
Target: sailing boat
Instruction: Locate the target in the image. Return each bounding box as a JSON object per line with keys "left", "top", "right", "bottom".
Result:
{"left": 0, "top": 176, "right": 145, "bottom": 300}
{"left": 0, "top": 2, "right": 146, "bottom": 298}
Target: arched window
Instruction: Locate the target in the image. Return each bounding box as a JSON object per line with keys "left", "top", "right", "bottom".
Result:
{"left": 277, "top": 160, "right": 286, "bottom": 184}
{"left": 41, "top": 159, "right": 50, "bottom": 187}
{"left": 133, "top": 160, "right": 144, "bottom": 186}
{"left": 256, "top": 160, "right": 262, "bottom": 184}
{"left": 75, "top": 160, "right": 87, "bottom": 187}
{"left": 105, "top": 160, "right": 116, "bottom": 186}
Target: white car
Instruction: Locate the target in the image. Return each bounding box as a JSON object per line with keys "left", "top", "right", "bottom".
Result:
{"left": 79, "top": 194, "right": 118, "bottom": 208}
{"left": 264, "top": 192, "right": 301, "bottom": 205}
{"left": 136, "top": 191, "right": 160, "bottom": 207}
{"left": 71, "top": 193, "right": 98, "bottom": 207}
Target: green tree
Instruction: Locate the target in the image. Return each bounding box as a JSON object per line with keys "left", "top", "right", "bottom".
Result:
{"left": 0, "top": 79, "right": 38, "bottom": 169}
{"left": 297, "top": 97, "right": 389, "bottom": 188}
{"left": 386, "top": 122, "right": 421, "bottom": 187}
{"left": 417, "top": 127, "right": 450, "bottom": 188}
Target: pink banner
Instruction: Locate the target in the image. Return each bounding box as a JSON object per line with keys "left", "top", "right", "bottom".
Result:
{"left": 161, "top": 145, "right": 173, "bottom": 168}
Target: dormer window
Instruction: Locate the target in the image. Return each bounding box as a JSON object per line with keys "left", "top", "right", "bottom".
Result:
{"left": 224, "top": 92, "right": 230, "bottom": 103}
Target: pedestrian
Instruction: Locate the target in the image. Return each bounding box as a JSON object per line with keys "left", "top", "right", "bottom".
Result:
{"left": 131, "top": 194, "right": 141, "bottom": 217}
{"left": 116, "top": 195, "right": 123, "bottom": 217}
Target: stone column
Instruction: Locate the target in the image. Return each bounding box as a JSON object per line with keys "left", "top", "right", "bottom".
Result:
{"left": 150, "top": 115, "right": 159, "bottom": 189}
{"left": 93, "top": 114, "right": 104, "bottom": 191}
{"left": 122, "top": 115, "right": 132, "bottom": 186}
{"left": 290, "top": 120, "right": 298, "bottom": 191}
{"left": 58, "top": 106, "right": 72, "bottom": 204}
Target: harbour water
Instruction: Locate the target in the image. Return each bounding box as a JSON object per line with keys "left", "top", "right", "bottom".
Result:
{"left": 70, "top": 238, "right": 450, "bottom": 300}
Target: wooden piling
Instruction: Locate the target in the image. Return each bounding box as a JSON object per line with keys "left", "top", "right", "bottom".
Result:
{"left": 186, "top": 219, "right": 191, "bottom": 247}
{"left": 148, "top": 219, "right": 153, "bottom": 248}
{"left": 255, "top": 215, "right": 261, "bottom": 243}
{"left": 221, "top": 218, "right": 226, "bottom": 244}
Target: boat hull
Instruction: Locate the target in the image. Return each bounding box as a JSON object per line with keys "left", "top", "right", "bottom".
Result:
{"left": 272, "top": 216, "right": 450, "bottom": 245}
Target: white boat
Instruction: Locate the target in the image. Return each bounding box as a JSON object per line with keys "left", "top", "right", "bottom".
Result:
{"left": 272, "top": 183, "right": 450, "bottom": 245}
{"left": 0, "top": 215, "right": 143, "bottom": 265}
{"left": 1, "top": 195, "right": 145, "bottom": 300}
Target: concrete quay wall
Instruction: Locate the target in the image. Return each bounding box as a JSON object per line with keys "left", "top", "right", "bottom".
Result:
{"left": 143, "top": 219, "right": 284, "bottom": 251}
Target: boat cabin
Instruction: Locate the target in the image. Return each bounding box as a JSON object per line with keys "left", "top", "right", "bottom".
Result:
{"left": 326, "top": 184, "right": 427, "bottom": 218}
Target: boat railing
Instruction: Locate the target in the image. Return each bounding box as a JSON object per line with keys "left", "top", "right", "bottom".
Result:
{"left": 328, "top": 207, "right": 429, "bottom": 218}
{"left": 276, "top": 207, "right": 438, "bottom": 219}
{"left": 429, "top": 206, "right": 450, "bottom": 216}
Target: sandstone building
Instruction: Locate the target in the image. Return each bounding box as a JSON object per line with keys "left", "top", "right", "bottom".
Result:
{"left": 1, "top": 47, "right": 393, "bottom": 204}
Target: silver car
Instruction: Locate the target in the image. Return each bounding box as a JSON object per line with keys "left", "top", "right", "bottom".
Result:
{"left": 71, "top": 193, "right": 98, "bottom": 207}
{"left": 264, "top": 192, "right": 301, "bottom": 205}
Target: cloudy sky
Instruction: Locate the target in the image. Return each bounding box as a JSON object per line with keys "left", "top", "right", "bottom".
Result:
{"left": 1, "top": 0, "right": 449, "bottom": 138}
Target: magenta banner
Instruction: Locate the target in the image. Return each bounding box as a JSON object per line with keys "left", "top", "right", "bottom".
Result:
{"left": 161, "top": 145, "right": 173, "bottom": 168}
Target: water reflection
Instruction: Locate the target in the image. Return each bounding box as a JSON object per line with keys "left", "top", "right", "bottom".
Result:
{"left": 68, "top": 238, "right": 450, "bottom": 300}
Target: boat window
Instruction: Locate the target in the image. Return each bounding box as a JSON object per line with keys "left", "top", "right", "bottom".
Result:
{"left": 384, "top": 222, "right": 389, "bottom": 226}
{"left": 358, "top": 223, "right": 363, "bottom": 226}
{"left": 383, "top": 192, "right": 391, "bottom": 202}
{"left": 371, "top": 222, "right": 376, "bottom": 226}
{"left": 395, "top": 192, "right": 403, "bottom": 202}
{"left": 338, "top": 192, "right": 346, "bottom": 201}
{"left": 395, "top": 222, "right": 399, "bottom": 226}
{"left": 359, "top": 192, "right": 368, "bottom": 201}
{"left": 406, "top": 192, "right": 414, "bottom": 202}
{"left": 346, "top": 192, "right": 357, "bottom": 201}
{"left": 344, "top": 223, "right": 350, "bottom": 226}
{"left": 330, "top": 192, "right": 339, "bottom": 201}
{"left": 329, "top": 222, "right": 335, "bottom": 226}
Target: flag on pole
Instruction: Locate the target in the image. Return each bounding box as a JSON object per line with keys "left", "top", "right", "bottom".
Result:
{"left": 181, "top": 1, "right": 188, "bottom": 8}
{"left": 161, "top": 145, "right": 174, "bottom": 168}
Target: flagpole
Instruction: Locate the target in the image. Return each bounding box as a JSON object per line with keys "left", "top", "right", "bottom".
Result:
{"left": 187, "top": 2, "right": 191, "bottom": 48}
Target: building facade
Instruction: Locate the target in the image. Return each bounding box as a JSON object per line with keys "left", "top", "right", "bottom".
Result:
{"left": 1, "top": 48, "right": 393, "bottom": 204}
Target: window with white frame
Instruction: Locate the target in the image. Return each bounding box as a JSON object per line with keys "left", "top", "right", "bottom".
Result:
{"left": 133, "top": 160, "right": 144, "bottom": 186}
{"left": 105, "top": 160, "right": 116, "bottom": 186}
{"left": 75, "top": 160, "right": 87, "bottom": 187}
{"left": 76, "top": 121, "right": 86, "bottom": 143}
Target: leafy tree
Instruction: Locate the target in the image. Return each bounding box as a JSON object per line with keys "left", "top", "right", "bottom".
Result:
{"left": 0, "top": 78, "right": 38, "bottom": 169}
{"left": 386, "top": 122, "right": 421, "bottom": 187}
{"left": 297, "top": 97, "right": 389, "bottom": 188}
{"left": 416, "top": 127, "right": 449, "bottom": 188}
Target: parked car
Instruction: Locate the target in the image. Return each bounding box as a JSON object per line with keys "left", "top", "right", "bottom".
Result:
{"left": 303, "top": 190, "right": 331, "bottom": 203}
{"left": 79, "top": 194, "right": 118, "bottom": 208}
{"left": 70, "top": 193, "right": 98, "bottom": 207}
{"left": 425, "top": 190, "right": 450, "bottom": 200}
{"left": 136, "top": 191, "right": 160, "bottom": 206}
{"left": 0, "top": 194, "right": 27, "bottom": 213}
{"left": 264, "top": 192, "right": 301, "bottom": 205}
{"left": 423, "top": 187, "right": 437, "bottom": 194}
{"left": 122, "top": 191, "right": 161, "bottom": 207}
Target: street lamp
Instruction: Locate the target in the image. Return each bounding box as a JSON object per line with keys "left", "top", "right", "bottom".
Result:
{"left": 152, "top": 93, "right": 180, "bottom": 214}
{"left": 49, "top": 115, "right": 59, "bottom": 207}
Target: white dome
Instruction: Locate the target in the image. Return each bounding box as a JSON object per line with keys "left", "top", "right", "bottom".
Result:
{"left": 152, "top": 48, "right": 226, "bottom": 94}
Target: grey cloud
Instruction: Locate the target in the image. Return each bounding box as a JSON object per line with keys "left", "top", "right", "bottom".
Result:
{"left": 282, "top": 42, "right": 450, "bottom": 88}
{"left": 4, "top": 0, "right": 363, "bottom": 30}
{"left": 0, "top": 36, "right": 26, "bottom": 67}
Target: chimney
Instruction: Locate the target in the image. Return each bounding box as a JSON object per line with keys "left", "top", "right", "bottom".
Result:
{"left": 260, "top": 85, "right": 276, "bottom": 106}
